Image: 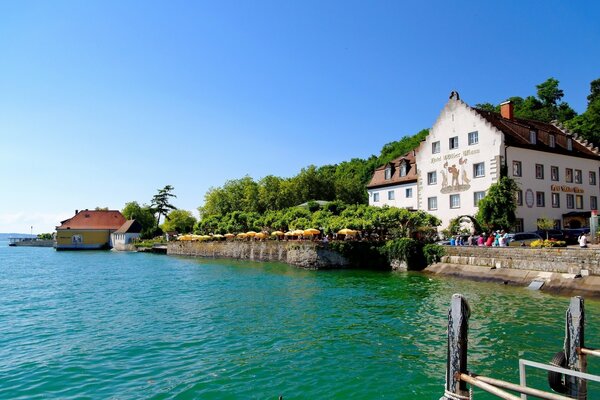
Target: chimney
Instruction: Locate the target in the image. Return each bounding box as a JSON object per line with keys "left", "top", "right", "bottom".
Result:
{"left": 500, "top": 101, "right": 513, "bottom": 120}
{"left": 75, "top": 209, "right": 79, "bottom": 215}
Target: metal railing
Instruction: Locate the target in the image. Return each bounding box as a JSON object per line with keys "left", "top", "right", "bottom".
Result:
{"left": 441, "top": 295, "right": 599, "bottom": 400}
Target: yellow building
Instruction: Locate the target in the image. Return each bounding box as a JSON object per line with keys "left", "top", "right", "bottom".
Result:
{"left": 55, "top": 209, "right": 127, "bottom": 250}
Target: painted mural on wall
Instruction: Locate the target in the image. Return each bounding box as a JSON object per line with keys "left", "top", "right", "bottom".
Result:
{"left": 440, "top": 158, "right": 471, "bottom": 193}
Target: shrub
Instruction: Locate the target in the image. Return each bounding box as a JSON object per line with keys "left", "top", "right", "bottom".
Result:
{"left": 423, "top": 244, "right": 445, "bottom": 265}
{"left": 530, "top": 239, "right": 567, "bottom": 248}
{"left": 380, "top": 238, "right": 426, "bottom": 270}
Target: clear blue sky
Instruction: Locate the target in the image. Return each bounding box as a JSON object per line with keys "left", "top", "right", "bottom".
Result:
{"left": 1, "top": 1, "right": 599, "bottom": 233}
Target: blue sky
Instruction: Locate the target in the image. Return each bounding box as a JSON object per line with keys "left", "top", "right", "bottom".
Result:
{"left": 1, "top": 1, "right": 599, "bottom": 233}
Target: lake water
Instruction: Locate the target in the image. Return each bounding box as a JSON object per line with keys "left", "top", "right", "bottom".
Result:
{"left": 1, "top": 241, "right": 599, "bottom": 399}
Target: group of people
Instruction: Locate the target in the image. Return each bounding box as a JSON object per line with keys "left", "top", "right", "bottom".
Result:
{"left": 450, "top": 230, "right": 510, "bottom": 247}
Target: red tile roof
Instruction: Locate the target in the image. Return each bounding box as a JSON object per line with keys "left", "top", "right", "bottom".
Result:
{"left": 57, "top": 210, "right": 127, "bottom": 230}
{"left": 474, "top": 109, "right": 600, "bottom": 160}
{"left": 367, "top": 152, "right": 417, "bottom": 189}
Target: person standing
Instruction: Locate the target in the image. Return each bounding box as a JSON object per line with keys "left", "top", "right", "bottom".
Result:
{"left": 578, "top": 233, "right": 588, "bottom": 248}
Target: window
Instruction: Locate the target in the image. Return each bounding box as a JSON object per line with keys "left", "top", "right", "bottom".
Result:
{"left": 373, "top": 193, "right": 380, "bottom": 202}
{"left": 516, "top": 190, "right": 523, "bottom": 206}
{"left": 590, "top": 171, "right": 597, "bottom": 186}
{"left": 427, "top": 171, "right": 437, "bottom": 185}
{"left": 432, "top": 141, "right": 440, "bottom": 154}
{"left": 529, "top": 130, "right": 537, "bottom": 144}
{"left": 468, "top": 131, "right": 479, "bottom": 145}
{"left": 567, "top": 138, "right": 573, "bottom": 151}
{"left": 549, "top": 134, "right": 556, "bottom": 148}
{"left": 399, "top": 162, "right": 408, "bottom": 177}
{"left": 513, "top": 218, "right": 524, "bottom": 233}
{"left": 566, "top": 194, "right": 574, "bottom": 209}
{"left": 552, "top": 193, "right": 560, "bottom": 208}
{"left": 388, "top": 190, "right": 395, "bottom": 200}
{"left": 566, "top": 168, "right": 573, "bottom": 183}
{"left": 450, "top": 194, "right": 461, "bottom": 209}
{"left": 551, "top": 166, "right": 559, "bottom": 181}
{"left": 449, "top": 136, "right": 459, "bottom": 149}
{"left": 474, "top": 191, "right": 485, "bottom": 206}
{"left": 428, "top": 197, "right": 437, "bottom": 211}
{"left": 473, "top": 162, "right": 485, "bottom": 178}
{"left": 513, "top": 161, "right": 522, "bottom": 177}
{"left": 576, "top": 195, "right": 583, "bottom": 209}
{"left": 591, "top": 196, "right": 598, "bottom": 211}
{"left": 575, "top": 169, "right": 582, "bottom": 184}
{"left": 384, "top": 166, "right": 392, "bottom": 180}
{"left": 535, "top": 164, "right": 544, "bottom": 179}
{"left": 536, "top": 191, "right": 545, "bottom": 207}
{"left": 405, "top": 188, "right": 412, "bottom": 198}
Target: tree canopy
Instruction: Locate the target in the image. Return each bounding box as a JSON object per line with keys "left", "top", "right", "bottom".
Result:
{"left": 151, "top": 185, "right": 177, "bottom": 229}
{"left": 161, "top": 209, "right": 197, "bottom": 234}
{"left": 198, "top": 129, "right": 429, "bottom": 219}
{"left": 475, "top": 176, "right": 519, "bottom": 231}
{"left": 476, "top": 77, "right": 599, "bottom": 147}
{"left": 122, "top": 201, "right": 156, "bottom": 238}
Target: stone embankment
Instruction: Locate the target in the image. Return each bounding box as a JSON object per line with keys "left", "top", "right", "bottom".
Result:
{"left": 167, "top": 240, "right": 350, "bottom": 269}
{"left": 426, "top": 246, "right": 600, "bottom": 297}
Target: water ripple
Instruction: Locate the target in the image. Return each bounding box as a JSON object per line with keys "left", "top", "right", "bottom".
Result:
{"left": 1, "top": 244, "right": 600, "bottom": 399}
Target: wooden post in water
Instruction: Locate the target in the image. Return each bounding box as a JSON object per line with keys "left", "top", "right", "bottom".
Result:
{"left": 565, "top": 296, "right": 587, "bottom": 399}
{"left": 440, "top": 294, "right": 470, "bottom": 400}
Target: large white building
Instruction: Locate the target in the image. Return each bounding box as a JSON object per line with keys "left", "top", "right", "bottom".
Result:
{"left": 367, "top": 92, "right": 600, "bottom": 232}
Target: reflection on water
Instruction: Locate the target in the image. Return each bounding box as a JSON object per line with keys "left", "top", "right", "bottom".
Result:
{"left": 1, "top": 244, "right": 599, "bottom": 399}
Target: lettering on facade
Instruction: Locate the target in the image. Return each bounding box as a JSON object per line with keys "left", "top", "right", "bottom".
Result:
{"left": 550, "top": 185, "right": 584, "bottom": 193}
{"left": 431, "top": 149, "right": 480, "bottom": 165}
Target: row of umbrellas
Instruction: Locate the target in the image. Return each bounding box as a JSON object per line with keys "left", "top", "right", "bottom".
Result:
{"left": 178, "top": 228, "right": 359, "bottom": 242}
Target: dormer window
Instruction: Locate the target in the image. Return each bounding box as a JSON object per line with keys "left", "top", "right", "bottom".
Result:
{"left": 400, "top": 162, "right": 408, "bottom": 177}
{"left": 384, "top": 166, "right": 392, "bottom": 180}
{"left": 567, "top": 138, "right": 573, "bottom": 151}
{"left": 549, "top": 134, "right": 556, "bottom": 148}
{"left": 529, "top": 130, "right": 537, "bottom": 144}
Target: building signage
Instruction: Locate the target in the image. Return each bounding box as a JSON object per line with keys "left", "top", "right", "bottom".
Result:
{"left": 550, "top": 185, "right": 584, "bottom": 193}
{"left": 431, "top": 148, "right": 480, "bottom": 164}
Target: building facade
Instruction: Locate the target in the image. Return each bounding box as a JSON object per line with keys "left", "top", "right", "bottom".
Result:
{"left": 368, "top": 92, "right": 600, "bottom": 232}
{"left": 111, "top": 220, "right": 142, "bottom": 251}
{"left": 55, "top": 209, "right": 127, "bottom": 250}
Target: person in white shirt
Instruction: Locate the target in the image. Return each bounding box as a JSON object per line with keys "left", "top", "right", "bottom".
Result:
{"left": 578, "top": 233, "right": 588, "bottom": 248}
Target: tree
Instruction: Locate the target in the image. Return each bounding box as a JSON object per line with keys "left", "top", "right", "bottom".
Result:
{"left": 161, "top": 210, "right": 197, "bottom": 234}
{"left": 475, "top": 176, "right": 519, "bottom": 231}
{"left": 565, "top": 78, "right": 600, "bottom": 146}
{"left": 122, "top": 201, "right": 156, "bottom": 238}
{"left": 151, "top": 185, "right": 177, "bottom": 229}
{"left": 536, "top": 217, "right": 555, "bottom": 239}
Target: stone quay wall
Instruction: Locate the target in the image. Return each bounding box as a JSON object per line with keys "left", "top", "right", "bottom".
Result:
{"left": 167, "top": 241, "right": 351, "bottom": 269}
{"left": 440, "top": 246, "right": 600, "bottom": 275}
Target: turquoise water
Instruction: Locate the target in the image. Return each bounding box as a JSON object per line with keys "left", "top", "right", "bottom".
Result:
{"left": 1, "top": 242, "right": 599, "bottom": 399}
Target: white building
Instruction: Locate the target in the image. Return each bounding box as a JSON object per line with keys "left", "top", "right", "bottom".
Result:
{"left": 367, "top": 92, "right": 600, "bottom": 232}
{"left": 110, "top": 220, "right": 142, "bottom": 251}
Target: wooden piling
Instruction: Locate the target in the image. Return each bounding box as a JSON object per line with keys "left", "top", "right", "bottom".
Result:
{"left": 565, "top": 296, "right": 587, "bottom": 399}
{"left": 440, "top": 294, "right": 470, "bottom": 400}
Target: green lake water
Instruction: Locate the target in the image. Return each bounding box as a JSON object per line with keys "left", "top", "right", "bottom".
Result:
{"left": 1, "top": 242, "right": 599, "bottom": 399}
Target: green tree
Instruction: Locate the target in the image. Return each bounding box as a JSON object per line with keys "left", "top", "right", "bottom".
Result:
{"left": 475, "top": 176, "right": 519, "bottom": 231}
{"left": 151, "top": 185, "right": 177, "bottom": 229}
{"left": 536, "top": 217, "right": 555, "bottom": 239}
{"left": 122, "top": 201, "right": 156, "bottom": 238}
{"left": 161, "top": 209, "right": 197, "bottom": 234}
{"left": 565, "top": 78, "right": 600, "bottom": 146}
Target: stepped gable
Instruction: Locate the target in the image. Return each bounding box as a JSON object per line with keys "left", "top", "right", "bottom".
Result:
{"left": 473, "top": 108, "right": 600, "bottom": 159}
{"left": 57, "top": 210, "right": 126, "bottom": 230}
{"left": 367, "top": 151, "right": 417, "bottom": 189}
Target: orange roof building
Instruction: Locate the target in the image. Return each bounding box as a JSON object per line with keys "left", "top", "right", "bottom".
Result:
{"left": 55, "top": 209, "right": 127, "bottom": 250}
